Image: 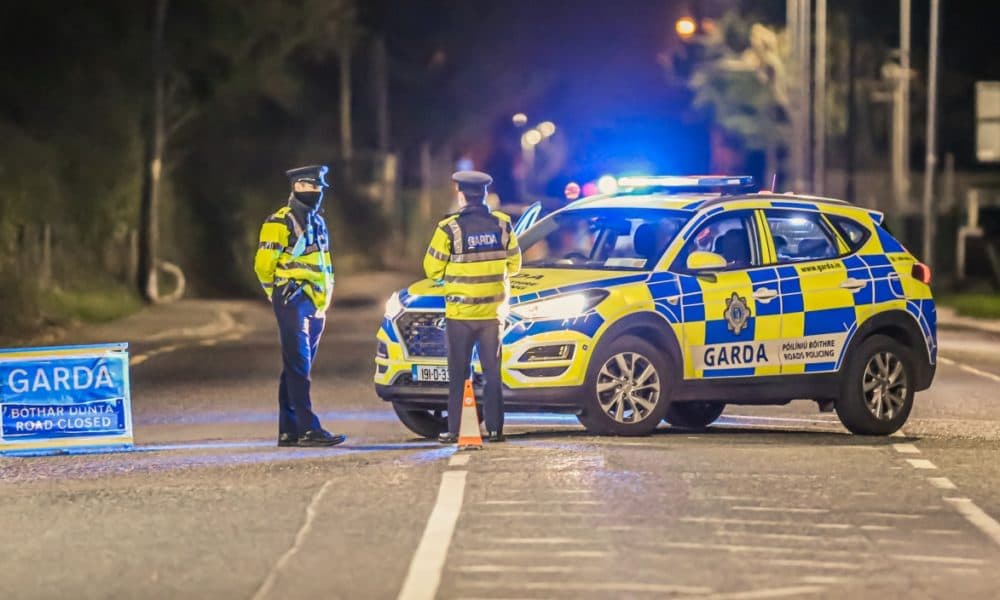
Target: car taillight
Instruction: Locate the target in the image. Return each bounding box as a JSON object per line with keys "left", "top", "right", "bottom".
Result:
{"left": 912, "top": 262, "right": 931, "bottom": 284}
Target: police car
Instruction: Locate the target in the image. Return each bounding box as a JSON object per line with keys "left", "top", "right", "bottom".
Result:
{"left": 375, "top": 176, "right": 936, "bottom": 437}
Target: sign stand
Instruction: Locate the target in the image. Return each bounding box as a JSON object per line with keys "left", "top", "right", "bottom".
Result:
{"left": 0, "top": 343, "right": 134, "bottom": 457}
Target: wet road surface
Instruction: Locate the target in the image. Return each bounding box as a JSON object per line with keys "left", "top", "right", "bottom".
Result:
{"left": 2, "top": 272, "right": 999, "bottom": 599}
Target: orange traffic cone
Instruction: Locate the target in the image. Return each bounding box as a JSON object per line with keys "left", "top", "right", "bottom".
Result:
{"left": 457, "top": 379, "right": 483, "bottom": 450}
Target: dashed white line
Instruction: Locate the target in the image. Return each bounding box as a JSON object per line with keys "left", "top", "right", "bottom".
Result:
{"left": 251, "top": 480, "right": 333, "bottom": 600}
{"left": 938, "top": 355, "right": 1000, "bottom": 382}
{"left": 944, "top": 497, "right": 1000, "bottom": 547}
{"left": 905, "top": 458, "right": 937, "bottom": 470}
{"left": 453, "top": 565, "right": 574, "bottom": 574}
{"left": 892, "top": 443, "right": 920, "bottom": 454}
{"left": 397, "top": 470, "right": 468, "bottom": 600}
{"left": 463, "top": 581, "right": 714, "bottom": 595}
{"left": 732, "top": 506, "right": 829, "bottom": 514}
{"left": 704, "top": 586, "right": 828, "bottom": 600}
{"left": 928, "top": 477, "right": 958, "bottom": 490}
{"left": 448, "top": 454, "right": 470, "bottom": 467}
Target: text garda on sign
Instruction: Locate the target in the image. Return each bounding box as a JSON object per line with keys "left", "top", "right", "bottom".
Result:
{"left": 0, "top": 343, "right": 134, "bottom": 456}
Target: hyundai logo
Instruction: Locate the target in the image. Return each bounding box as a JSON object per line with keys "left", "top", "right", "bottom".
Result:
{"left": 433, "top": 317, "right": 447, "bottom": 330}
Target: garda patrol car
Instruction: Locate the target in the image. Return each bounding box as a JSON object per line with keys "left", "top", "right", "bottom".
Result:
{"left": 375, "top": 176, "right": 936, "bottom": 437}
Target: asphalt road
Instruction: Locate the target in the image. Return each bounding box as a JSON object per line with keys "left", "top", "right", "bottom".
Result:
{"left": 2, "top": 272, "right": 1000, "bottom": 599}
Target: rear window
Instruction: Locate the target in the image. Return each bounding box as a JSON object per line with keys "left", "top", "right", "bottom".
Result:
{"left": 827, "top": 215, "right": 871, "bottom": 252}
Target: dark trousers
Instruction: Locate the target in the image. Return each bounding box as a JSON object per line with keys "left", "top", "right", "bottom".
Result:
{"left": 273, "top": 294, "right": 325, "bottom": 436}
{"left": 446, "top": 318, "right": 503, "bottom": 435}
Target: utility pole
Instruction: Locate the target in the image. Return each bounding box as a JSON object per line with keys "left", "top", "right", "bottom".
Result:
{"left": 799, "top": 0, "right": 812, "bottom": 191}
{"left": 892, "top": 0, "right": 912, "bottom": 213}
{"left": 922, "top": 0, "right": 941, "bottom": 268}
{"left": 787, "top": 0, "right": 812, "bottom": 191}
{"left": 338, "top": 39, "right": 353, "bottom": 181}
{"left": 373, "top": 36, "right": 390, "bottom": 154}
{"left": 138, "top": 0, "right": 168, "bottom": 302}
{"left": 786, "top": 0, "right": 802, "bottom": 191}
{"left": 812, "top": 0, "right": 827, "bottom": 195}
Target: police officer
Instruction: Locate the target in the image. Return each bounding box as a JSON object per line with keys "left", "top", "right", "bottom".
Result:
{"left": 424, "top": 171, "right": 522, "bottom": 443}
{"left": 254, "top": 165, "right": 346, "bottom": 447}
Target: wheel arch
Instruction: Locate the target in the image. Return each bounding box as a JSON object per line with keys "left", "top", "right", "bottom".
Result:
{"left": 595, "top": 311, "right": 683, "bottom": 374}
{"left": 846, "top": 309, "right": 934, "bottom": 390}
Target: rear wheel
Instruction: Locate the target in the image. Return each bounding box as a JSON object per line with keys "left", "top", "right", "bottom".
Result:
{"left": 577, "top": 335, "right": 670, "bottom": 436}
{"left": 665, "top": 401, "right": 725, "bottom": 430}
{"left": 835, "top": 335, "right": 915, "bottom": 436}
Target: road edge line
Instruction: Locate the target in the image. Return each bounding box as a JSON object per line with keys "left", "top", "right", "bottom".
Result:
{"left": 397, "top": 470, "right": 468, "bottom": 600}
{"left": 944, "top": 497, "right": 1000, "bottom": 547}
{"left": 250, "top": 479, "right": 334, "bottom": 600}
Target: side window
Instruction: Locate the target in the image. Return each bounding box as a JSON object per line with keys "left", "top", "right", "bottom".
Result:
{"left": 827, "top": 215, "right": 871, "bottom": 253}
{"left": 675, "top": 211, "right": 758, "bottom": 271}
{"left": 765, "top": 210, "right": 838, "bottom": 264}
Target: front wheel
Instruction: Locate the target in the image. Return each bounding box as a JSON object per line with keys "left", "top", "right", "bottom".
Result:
{"left": 577, "top": 335, "right": 671, "bottom": 436}
{"left": 665, "top": 401, "right": 725, "bottom": 430}
{"left": 835, "top": 335, "right": 915, "bottom": 436}
{"left": 392, "top": 403, "right": 447, "bottom": 438}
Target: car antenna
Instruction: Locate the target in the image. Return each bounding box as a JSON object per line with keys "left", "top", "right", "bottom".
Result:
{"left": 769, "top": 172, "right": 777, "bottom": 192}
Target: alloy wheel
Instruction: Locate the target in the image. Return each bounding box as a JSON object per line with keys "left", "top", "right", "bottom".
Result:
{"left": 595, "top": 352, "right": 661, "bottom": 424}
{"left": 862, "top": 351, "right": 908, "bottom": 421}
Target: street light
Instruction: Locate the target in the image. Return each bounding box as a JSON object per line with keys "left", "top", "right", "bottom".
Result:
{"left": 522, "top": 129, "right": 543, "bottom": 147}
{"left": 675, "top": 16, "right": 697, "bottom": 40}
{"left": 537, "top": 121, "right": 556, "bottom": 137}
{"left": 512, "top": 113, "right": 528, "bottom": 127}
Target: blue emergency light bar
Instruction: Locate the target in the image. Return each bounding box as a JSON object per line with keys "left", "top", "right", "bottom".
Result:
{"left": 616, "top": 175, "right": 755, "bottom": 189}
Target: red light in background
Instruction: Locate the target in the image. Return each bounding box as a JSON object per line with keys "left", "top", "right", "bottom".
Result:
{"left": 564, "top": 182, "right": 581, "bottom": 200}
{"left": 582, "top": 182, "right": 599, "bottom": 197}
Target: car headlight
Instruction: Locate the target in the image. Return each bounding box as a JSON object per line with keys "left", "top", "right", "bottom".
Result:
{"left": 384, "top": 291, "right": 404, "bottom": 319}
{"left": 510, "top": 290, "right": 608, "bottom": 321}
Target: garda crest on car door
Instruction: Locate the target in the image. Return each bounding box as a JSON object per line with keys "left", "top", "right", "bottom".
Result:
{"left": 673, "top": 210, "right": 783, "bottom": 379}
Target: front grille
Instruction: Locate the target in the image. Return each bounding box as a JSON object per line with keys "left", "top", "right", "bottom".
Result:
{"left": 396, "top": 311, "right": 448, "bottom": 357}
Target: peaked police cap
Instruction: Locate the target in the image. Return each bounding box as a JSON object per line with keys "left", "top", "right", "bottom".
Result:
{"left": 286, "top": 164, "right": 330, "bottom": 188}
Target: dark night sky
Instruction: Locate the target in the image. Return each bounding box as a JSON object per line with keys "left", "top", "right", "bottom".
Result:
{"left": 363, "top": 0, "right": 1000, "bottom": 179}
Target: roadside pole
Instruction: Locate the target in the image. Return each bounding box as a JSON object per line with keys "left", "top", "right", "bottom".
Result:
{"left": 922, "top": 0, "right": 941, "bottom": 269}
{"left": 813, "top": 0, "right": 827, "bottom": 195}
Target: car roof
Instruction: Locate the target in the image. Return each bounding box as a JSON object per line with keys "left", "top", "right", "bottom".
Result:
{"left": 562, "top": 191, "right": 883, "bottom": 224}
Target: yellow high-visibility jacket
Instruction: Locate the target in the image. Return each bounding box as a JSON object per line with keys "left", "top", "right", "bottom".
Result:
{"left": 423, "top": 204, "right": 521, "bottom": 319}
{"left": 254, "top": 205, "right": 334, "bottom": 311}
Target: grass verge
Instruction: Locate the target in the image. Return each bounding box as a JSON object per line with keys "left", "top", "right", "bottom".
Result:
{"left": 43, "top": 284, "right": 143, "bottom": 325}
{"left": 937, "top": 292, "right": 1000, "bottom": 320}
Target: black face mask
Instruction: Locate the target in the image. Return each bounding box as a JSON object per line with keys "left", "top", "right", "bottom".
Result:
{"left": 293, "top": 190, "right": 323, "bottom": 209}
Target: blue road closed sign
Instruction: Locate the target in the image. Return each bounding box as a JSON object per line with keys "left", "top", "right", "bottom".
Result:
{"left": 0, "top": 343, "right": 134, "bottom": 456}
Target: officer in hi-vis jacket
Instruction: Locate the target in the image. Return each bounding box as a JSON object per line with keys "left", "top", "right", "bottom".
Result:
{"left": 423, "top": 171, "right": 522, "bottom": 444}
{"left": 255, "top": 165, "right": 345, "bottom": 448}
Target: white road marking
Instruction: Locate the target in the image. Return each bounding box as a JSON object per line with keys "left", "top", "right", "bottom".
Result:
{"left": 448, "top": 454, "right": 470, "bottom": 466}
{"left": 801, "top": 576, "right": 847, "bottom": 584}
{"left": 461, "top": 549, "right": 611, "bottom": 558}
{"left": 939, "top": 355, "right": 1000, "bottom": 382}
{"left": 859, "top": 525, "right": 896, "bottom": 531}
{"left": 928, "top": 477, "right": 958, "bottom": 490}
{"left": 889, "top": 553, "right": 985, "bottom": 566}
{"left": 860, "top": 512, "right": 923, "bottom": 520}
{"left": 732, "top": 506, "right": 829, "bottom": 514}
{"left": 680, "top": 516, "right": 852, "bottom": 530}
{"left": 397, "top": 470, "right": 468, "bottom": 600}
{"left": 892, "top": 443, "right": 920, "bottom": 454}
{"left": 769, "top": 559, "right": 859, "bottom": 571}
{"left": 944, "top": 497, "right": 1000, "bottom": 547}
{"left": 130, "top": 354, "right": 149, "bottom": 365}
{"left": 477, "top": 511, "right": 603, "bottom": 517}
{"left": 906, "top": 458, "right": 937, "bottom": 469}
{"left": 251, "top": 480, "right": 333, "bottom": 600}
{"left": 478, "top": 500, "right": 600, "bottom": 505}
{"left": 704, "top": 586, "right": 827, "bottom": 600}
{"left": 922, "top": 529, "right": 964, "bottom": 536}
{"left": 713, "top": 530, "right": 865, "bottom": 544}
{"left": 453, "top": 565, "right": 574, "bottom": 574}
{"left": 463, "top": 581, "right": 714, "bottom": 595}
{"left": 493, "top": 537, "right": 584, "bottom": 544}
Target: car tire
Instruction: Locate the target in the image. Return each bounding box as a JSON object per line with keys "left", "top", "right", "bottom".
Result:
{"left": 665, "top": 401, "right": 725, "bottom": 430}
{"left": 392, "top": 403, "right": 448, "bottom": 439}
{"left": 835, "top": 334, "right": 915, "bottom": 436}
{"left": 577, "top": 335, "right": 671, "bottom": 436}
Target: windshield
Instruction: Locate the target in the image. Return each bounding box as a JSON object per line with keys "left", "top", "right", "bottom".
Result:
{"left": 519, "top": 208, "right": 690, "bottom": 271}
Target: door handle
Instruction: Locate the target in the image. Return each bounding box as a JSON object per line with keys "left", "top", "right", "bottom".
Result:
{"left": 840, "top": 278, "right": 867, "bottom": 292}
{"left": 752, "top": 287, "right": 778, "bottom": 303}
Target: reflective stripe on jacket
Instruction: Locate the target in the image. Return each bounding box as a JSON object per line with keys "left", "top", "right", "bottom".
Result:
{"left": 254, "top": 205, "right": 334, "bottom": 311}
{"left": 423, "top": 204, "right": 522, "bottom": 319}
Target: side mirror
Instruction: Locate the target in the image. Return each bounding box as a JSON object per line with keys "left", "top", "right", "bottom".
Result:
{"left": 686, "top": 251, "right": 727, "bottom": 271}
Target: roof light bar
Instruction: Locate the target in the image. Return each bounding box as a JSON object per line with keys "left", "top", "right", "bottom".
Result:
{"left": 616, "top": 175, "right": 755, "bottom": 189}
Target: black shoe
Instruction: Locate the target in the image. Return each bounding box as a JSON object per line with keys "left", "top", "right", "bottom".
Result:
{"left": 438, "top": 432, "right": 458, "bottom": 444}
{"left": 298, "top": 429, "right": 347, "bottom": 447}
{"left": 277, "top": 433, "right": 298, "bottom": 447}
{"left": 488, "top": 431, "right": 506, "bottom": 443}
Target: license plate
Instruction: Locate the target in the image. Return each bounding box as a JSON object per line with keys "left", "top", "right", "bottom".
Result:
{"left": 412, "top": 365, "right": 449, "bottom": 382}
